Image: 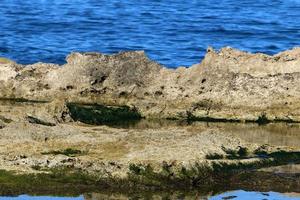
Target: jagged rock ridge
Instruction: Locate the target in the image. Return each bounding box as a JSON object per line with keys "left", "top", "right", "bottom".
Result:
{"left": 1, "top": 47, "right": 300, "bottom": 124}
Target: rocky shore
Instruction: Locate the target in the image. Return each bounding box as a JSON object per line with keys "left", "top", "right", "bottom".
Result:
{"left": 0, "top": 47, "right": 300, "bottom": 193}
{"left": 2, "top": 46, "right": 300, "bottom": 123}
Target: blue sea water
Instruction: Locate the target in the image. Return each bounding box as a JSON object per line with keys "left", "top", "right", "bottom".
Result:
{"left": 0, "top": 0, "right": 300, "bottom": 67}
{"left": 1, "top": 191, "right": 300, "bottom": 200}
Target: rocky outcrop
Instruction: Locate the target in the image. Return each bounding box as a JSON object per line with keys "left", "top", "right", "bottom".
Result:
{"left": 2, "top": 48, "right": 300, "bottom": 192}
{"left": 2, "top": 47, "right": 300, "bottom": 124}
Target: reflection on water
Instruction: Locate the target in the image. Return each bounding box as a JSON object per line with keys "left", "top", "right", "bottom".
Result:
{"left": 2, "top": 190, "right": 300, "bottom": 200}
{"left": 260, "top": 164, "right": 300, "bottom": 174}
{"left": 206, "top": 122, "right": 300, "bottom": 148}
{"left": 210, "top": 190, "right": 300, "bottom": 200}
{"left": 105, "top": 119, "right": 300, "bottom": 148}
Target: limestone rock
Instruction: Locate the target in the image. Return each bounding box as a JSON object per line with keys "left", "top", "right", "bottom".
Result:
{"left": 0, "top": 47, "right": 300, "bottom": 122}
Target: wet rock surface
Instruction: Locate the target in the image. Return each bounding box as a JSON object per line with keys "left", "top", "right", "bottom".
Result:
{"left": 0, "top": 121, "right": 298, "bottom": 192}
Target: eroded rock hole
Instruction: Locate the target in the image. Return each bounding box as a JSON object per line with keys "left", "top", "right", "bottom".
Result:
{"left": 67, "top": 103, "right": 142, "bottom": 125}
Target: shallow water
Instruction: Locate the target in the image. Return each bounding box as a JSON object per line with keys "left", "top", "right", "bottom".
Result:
{"left": 2, "top": 190, "right": 300, "bottom": 199}
{"left": 1, "top": 0, "right": 300, "bottom": 67}
{"left": 211, "top": 190, "right": 300, "bottom": 200}
{"left": 100, "top": 119, "right": 300, "bottom": 148}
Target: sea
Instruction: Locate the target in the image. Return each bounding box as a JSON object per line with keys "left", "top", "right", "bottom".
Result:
{"left": 1, "top": 0, "right": 300, "bottom": 67}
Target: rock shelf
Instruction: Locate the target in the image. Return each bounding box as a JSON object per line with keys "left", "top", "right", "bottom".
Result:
{"left": 1, "top": 47, "right": 300, "bottom": 192}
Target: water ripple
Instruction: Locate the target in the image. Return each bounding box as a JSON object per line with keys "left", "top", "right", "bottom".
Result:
{"left": 0, "top": 0, "right": 300, "bottom": 67}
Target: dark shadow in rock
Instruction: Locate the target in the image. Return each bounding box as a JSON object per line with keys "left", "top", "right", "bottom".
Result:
{"left": 67, "top": 103, "right": 142, "bottom": 126}
{"left": 27, "top": 116, "right": 56, "bottom": 127}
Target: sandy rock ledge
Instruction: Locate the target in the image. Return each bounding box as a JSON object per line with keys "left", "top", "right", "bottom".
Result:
{"left": 0, "top": 48, "right": 300, "bottom": 193}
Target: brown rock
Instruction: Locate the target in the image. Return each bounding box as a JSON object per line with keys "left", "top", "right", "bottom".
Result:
{"left": 1, "top": 47, "right": 300, "bottom": 123}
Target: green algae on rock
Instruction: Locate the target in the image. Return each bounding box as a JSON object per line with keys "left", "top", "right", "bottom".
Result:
{"left": 41, "top": 148, "right": 84, "bottom": 157}
{"left": 0, "top": 121, "right": 298, "bottom": 191}
{"left": 0, "top": 149, "right": 300, "bottom": 195}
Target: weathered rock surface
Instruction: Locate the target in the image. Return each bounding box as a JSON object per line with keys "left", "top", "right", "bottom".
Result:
{"left": 0, "top": 121, "right": 290, "bottom": 172}
{"left": 1, "top": 48, "right": 300, "bottom": 192}
{"left": 2, "top": 47, "right": 300, "bottom": 123}
{"left": 0, "top": 121, "right": 299, "bottom": 192}
{"left": 0, "top": 122, "right": 245, "bottom": 173}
